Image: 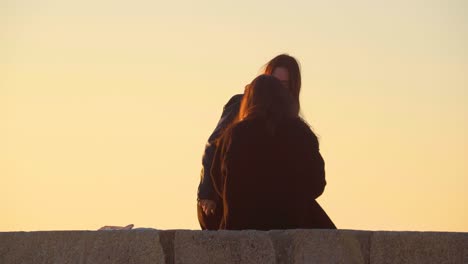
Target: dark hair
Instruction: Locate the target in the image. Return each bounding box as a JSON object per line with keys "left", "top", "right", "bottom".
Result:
{"left": 212, "top": 75, "right": 301, "bottom": 198}
{"left": 263, "top": 54, "right": 302, "bottom": 109}
{"left": 214, "top": 74, "right": 299, "bottom": 140}
{"left": 238, "top": 75, "right": 299, "bottom": 124}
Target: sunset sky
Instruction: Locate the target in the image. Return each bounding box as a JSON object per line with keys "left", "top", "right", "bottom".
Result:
{"left": 1, "top": 0, "right": 467, "bottom": 232}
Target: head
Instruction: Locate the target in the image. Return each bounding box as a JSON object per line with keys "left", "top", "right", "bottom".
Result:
{"left": 238, "top": 74, "right": 299, "bottom": 123}
{"left": 263, "top": 54, "right": 301, "bottom": 107}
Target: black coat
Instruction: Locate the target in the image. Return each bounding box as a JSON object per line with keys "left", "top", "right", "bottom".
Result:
{"left": 212, "top": 117, "right": 335, "bottom": 230}
{"left": 198, "top": 94, "right": 243, "bottom": 201}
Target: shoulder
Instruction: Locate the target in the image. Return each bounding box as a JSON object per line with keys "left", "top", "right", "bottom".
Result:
{"left": 230, "top": 119, "right": 254, "bottom": 135}
{"left": 228, "top": 119, "right": 266, "bottom": 142}
{"left": 224, "top": 94, "right": 243, "bottom": 110}
{"left": 283, "top": 118, "right": 319, "bottom": 148}
{"left": 281, "top": 117, "right": 311, "bottom": 131}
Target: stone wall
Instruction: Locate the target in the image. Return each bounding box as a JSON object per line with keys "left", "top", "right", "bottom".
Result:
{"left": 1, "top": 229, "right": 467, "bottom": 263}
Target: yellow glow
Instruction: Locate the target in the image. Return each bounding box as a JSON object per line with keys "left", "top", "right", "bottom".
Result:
{"left": 1, "top": 0, "right": 467, "bottom": 232}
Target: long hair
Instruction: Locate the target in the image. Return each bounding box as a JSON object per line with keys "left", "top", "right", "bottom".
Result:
{"left": 212, "top": 75, "right": 301, "bottom": 200}
{"left": 238, "top": 74, "right": 299, "bottom": 123}
{"left": 212, "top": 74, "right": 301, "bottom": 200}
{"left": 263, "top": 54, "right": 302, "bottom": 109}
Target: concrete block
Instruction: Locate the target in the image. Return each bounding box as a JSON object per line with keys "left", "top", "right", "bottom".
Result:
{"left": 174, "top": 230, "right": 276, "bottom": 264}
{"left": 0, "top": 230, "right": 166, "bottom": 264}
{"left": 268, "top": 229, "right": 371, "bottom": 264}
{"left": 370, "top": 231, "right": 468, "bottom": 264}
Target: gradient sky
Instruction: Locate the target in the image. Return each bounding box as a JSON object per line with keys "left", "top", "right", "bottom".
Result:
{"left": 1, "top": 0, "right": 467, "bottom": 232}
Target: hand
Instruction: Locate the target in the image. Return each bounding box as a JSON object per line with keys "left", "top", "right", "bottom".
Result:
{"left": 198, "top": 199, "right": 217, "bottom": 215}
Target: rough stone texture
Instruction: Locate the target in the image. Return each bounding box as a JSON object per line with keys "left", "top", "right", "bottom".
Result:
{"left": 175, "top": 230, "right": 276, "bottom": 264}
{"left": 0, "top": 230, "right": 166, "bottom": 264}
{"left": 268, "top": 229, "right": 371, "bottom": 264}
{"left": 370, "top": 231, "right": 468, "bottom": 264}
{"left": 0, "top": 229, "right": 467, "bottom": 264}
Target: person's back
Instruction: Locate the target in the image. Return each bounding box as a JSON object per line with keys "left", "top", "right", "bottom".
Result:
{"left": 219, "top": 117, "right": 326, "bottom": 230}
{"left": 211, "top": 74, "right": 335, "bottom": 230}
{"left": 197, "top": 54, "right": 306, "bottom": 230}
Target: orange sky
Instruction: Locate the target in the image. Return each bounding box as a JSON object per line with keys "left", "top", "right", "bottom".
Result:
{"left": 1, "top": 0, "right": 467, "bottom": 232}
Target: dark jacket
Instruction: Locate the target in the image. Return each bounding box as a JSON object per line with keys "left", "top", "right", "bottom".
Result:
{"left": 197, "top": 94, "right": 243, "bottom": 201}
{"left": 211, "top": 117, "right": 329, "bottom": 230}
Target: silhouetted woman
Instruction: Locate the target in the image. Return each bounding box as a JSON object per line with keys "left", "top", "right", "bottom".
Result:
{"left": 197, "top": 54, "right": 301, "bottom": 230}
{"left": 197, "top": 54, "right": 335, "bottom": 230}
{"left": 210, "top": 75, "right": 334, "bottom": 230}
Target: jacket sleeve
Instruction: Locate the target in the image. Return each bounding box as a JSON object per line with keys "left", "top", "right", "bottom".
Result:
{"left": 197, "top": 94, "right": 242, "bottom": 201}
{"left": 295, "top": 122, "right": 327, "bottom": 200}
{"left": 309, "top": 140, "right": 326, "bottom": 199}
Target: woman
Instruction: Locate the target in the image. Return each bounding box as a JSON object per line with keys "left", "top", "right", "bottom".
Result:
{"left": 212, "top": 75, "right": 333, "bottom": 230}
{"left": 197, "top": 54, "right": 335, "bottom": 229}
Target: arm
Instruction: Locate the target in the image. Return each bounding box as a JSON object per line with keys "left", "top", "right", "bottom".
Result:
{"left": 294, "top": 122, "right": 327, "bottom": 199}
{"left": 309, "top": 144, "right": 326, "bottom": 199}
{"left": 307, "top": 129, "right": 326, "bottom": 199}
{"left": 197, "top": 94, "right": 243, "bottom": 201}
